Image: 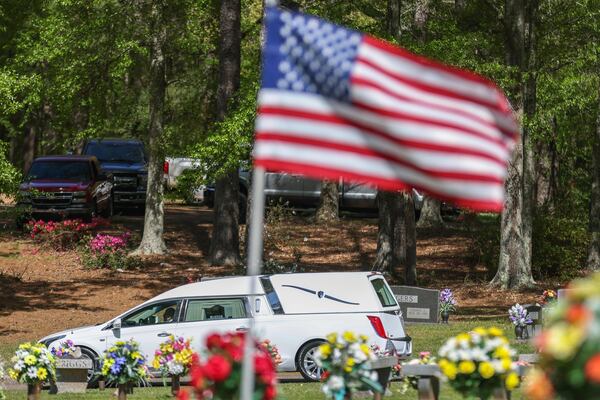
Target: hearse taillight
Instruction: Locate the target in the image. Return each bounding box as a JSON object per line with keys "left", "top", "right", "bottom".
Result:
{"left": 367, "top": 315, "right": 387, "bottom": 338}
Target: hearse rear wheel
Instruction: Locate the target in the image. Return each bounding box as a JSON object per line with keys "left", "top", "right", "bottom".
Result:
{"left": 297, "top": 341, "right": 325, "bottom": 381}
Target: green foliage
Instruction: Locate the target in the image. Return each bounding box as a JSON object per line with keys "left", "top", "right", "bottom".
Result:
{"left": 0, "top": 141, "right": 20, "bottom": 197}
{"left": 532, "top": 211, "right": 590, "bottom": 279}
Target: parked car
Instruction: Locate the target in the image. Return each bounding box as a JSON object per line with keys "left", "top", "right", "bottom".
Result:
{"left": 18, "top": 155, "right": 113, "bottom": 222}
{"left": 39, "top": 272, "right": 411, "bottom": 383}
{"left": 164, "top": 157, "right": 205, "bottom": 203}
{"left": 81, "top": 139, "right": 147, "bottom": 209}
{"left": 204, "top": 170, "right": 425, "bottom": 216}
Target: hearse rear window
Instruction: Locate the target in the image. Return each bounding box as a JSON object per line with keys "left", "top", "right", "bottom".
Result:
{"left": 371, "top": 279, "right": 397, "bottom": 307}
{"left": 184, "top": 298, "right": 246, "bottom": 322}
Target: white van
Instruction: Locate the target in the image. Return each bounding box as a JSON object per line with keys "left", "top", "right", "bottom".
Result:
{"left": 39, "top": 272, "right": 412, "bottom": 381}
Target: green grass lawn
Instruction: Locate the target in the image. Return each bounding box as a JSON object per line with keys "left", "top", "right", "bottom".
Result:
{"left": 1, "top": 319, "right": 532, "bottom": 399}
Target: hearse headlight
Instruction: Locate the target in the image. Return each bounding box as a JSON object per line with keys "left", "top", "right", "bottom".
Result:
{"left": 39, "top": 334, "right": 66, "bottom": 347}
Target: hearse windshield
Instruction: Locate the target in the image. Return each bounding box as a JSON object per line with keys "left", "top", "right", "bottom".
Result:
{"left": 85, "top": 142, "right": 145, "bottom": 163}
{"left": 28, "top": 161, "right": 91, "bottom": 181}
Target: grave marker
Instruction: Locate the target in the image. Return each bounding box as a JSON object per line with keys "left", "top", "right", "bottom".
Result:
{"left": 524, "top": 304, "right": 543, "bottom": 339}
{"left": 390, "top": 286, "right": 440, "bottom": 324}
{"left": 54, "top": 358, "right": 93, "bottom": 393}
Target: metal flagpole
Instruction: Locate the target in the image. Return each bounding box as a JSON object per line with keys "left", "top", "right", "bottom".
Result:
{"left": 240, "top": 166, "right": 266, "bottom": 400}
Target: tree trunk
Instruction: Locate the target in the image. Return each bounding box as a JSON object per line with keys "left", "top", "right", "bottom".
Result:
{"left": 403, "top": 192, "right": 417, "bottom": 285}
{"left": 534, "top": 117, "right": 558, "bottom": 209}
{"left": 134, "top": 1, "right": 168, "bottom": 255}
{"left": 492, "top": 0, "right": 537, "bottom": 289}
{"left": 416, "top": 195, "right": 444, "bottom": 229}
{"left": 414, "top": 0, "right": 430, "bottom": 44}
{"left": 587, "top": 80, "right": 600, "bottom": 271}
{"left": 373, "top": 191, "right": 399, "bottom": 275}
{"left": 316, "top": 180, "right": 339, "bottom": 223}
{"left": 209, "top": 0, "right": 242, "bottom": 266}
{"left": 23, "top": 122, "right": 36, "bottom": 174}
{"left": 386, "top": 0, "right": 402, "bottom": 42}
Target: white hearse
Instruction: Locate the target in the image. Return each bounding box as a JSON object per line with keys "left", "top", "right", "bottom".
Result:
{"left": 40, "top": 272, "right": 412, "bottom": 381}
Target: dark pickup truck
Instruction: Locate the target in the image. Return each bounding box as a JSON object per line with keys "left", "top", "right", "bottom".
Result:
{"left": 81, "top": 139, "right": 147, "bottom": 209}
{"left": 18, "top": 155, "right": 113, "bottom": 222}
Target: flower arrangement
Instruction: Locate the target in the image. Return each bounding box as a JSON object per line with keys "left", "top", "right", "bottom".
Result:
{"left": 315, "top": 331, "right": 382, "bottom": 399}
{"left": 50, "top": 339, "right": 78, "bottom": 358}
{"left": 0, "top": 357, "right": 6, "bottom": 400}
{"left": 26, "top": 219, "right": 102, "bottom": 250}
{"left": 370, "top": 344, "right": 401, "bottom": 377}
{"left": 153, "top": 335, "right": 194, "bottom": 377}
{"left": 438, "top": 327, "right": 520, "bottom": 399}
{"left": 99, "top": 339, "right": 148, "bottom": 385}
{"left": 525, "top": 272, "right": 600, "bottom": 399}
{"left": 439, "top": 288, "right": 457, "bottom": 313}
{"left": 508, "top": 303, "right": 532, "bottom": 327}
{"left": 179, "top": 332, "right": 277, "bottom": 400}
{"left": 8, "top": 342, "right": 56, "bottom": 384}
{"left": 540, "top": 289, "right": 557, "bottom": 305}
{"left": 80, "top": 232, "right": 139, "bottom": 270}
{"left": 399, "top": 352, "right": 437, "bottom": 393}
{"left": 260, "top": 339, "right": 282, "bottom": 366}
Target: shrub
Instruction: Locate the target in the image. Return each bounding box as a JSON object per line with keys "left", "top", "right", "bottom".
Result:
{"left": 25, "top": 219, "right": 102, "bottom": 251}
{"left": 80, "top": 232, "right": 139, "bottom": 270}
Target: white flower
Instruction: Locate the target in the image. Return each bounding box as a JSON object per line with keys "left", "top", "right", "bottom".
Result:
{"left": 26, "top": 367, "right": 38, "bottom": 379}
{"left": 327, "top": 375, "right": 345, "bottom": 390}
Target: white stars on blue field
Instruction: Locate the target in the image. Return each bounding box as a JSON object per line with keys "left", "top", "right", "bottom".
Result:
{"left": 262, "top": 8, "right": 362, "bottom": 102}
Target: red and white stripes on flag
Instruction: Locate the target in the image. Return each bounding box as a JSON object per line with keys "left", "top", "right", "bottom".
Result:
{"left": 253, "top": 7, "right": 518, "bottom": 212}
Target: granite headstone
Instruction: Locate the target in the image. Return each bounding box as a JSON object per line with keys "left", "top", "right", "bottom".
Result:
{"left": 524, "top": 304, "right": 543, "bottom": 338}
{"left": 390, "top": 286, "right": 440, "bottom": 323}
{"left": 55, "top": 358, "right": 93, "bottom": 393}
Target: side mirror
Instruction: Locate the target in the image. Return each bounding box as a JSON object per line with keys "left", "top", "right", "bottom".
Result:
{"left": 112, "top": 318, "right": 122, "bottom": 338}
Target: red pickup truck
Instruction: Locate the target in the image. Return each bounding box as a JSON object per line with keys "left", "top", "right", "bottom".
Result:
{"left": 18, "top": 155, "right": 114, "bottom": 222}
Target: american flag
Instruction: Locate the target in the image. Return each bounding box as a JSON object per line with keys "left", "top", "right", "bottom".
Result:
{"left": 253, "top": 7, "right": 518, "bottom": 212}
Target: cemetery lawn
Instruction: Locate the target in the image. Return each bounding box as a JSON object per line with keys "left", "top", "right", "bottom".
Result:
{"left": 3, "top": 383, "right": 526, "bottom": 400}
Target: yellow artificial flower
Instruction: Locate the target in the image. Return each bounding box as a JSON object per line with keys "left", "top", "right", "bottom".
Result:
{"left": 33, "top": 348, "right": 41, "bottom": 356}
{"left": 319, "top": 343, "right": 332, "bottom": 357}
{"left": 326, "top": 333, "right": 337, "bottom": 344}
{"left": 505, "top": 372, "right": 520, "bottom": 390}
{"left": 458, "top": 360, "right": 476, "bottom": 374}
{"left": 456, "top": 333, "right": 471, "bottom": 343}
{"left": 152, "top": 358, "right": 161, "bottom": 369}
{"left": 19, "top": 343, "right": 32, "bottom": 350}
{"left": 501, "top": 358, "right": 512, "bottom": 371}
{"left": 478, "top": 362, "right": 495, "bottom": 379}
{"left": 488, "top": 327, "right": 504, "bottom": 337}
{"left": 360, "top": 344, "right": 371, "bottom": 356}
{"left": 37, "top": 367, "right": 48, "bottom": 380}
{"left": 359, "top": 334, "right": 368, "bottom": 342}
{"left": 494, "top": 346, "right": 510, "bottom": 359}
{"left": 8, "top": 369, "right": 18, "bottom": 380}
{"left": 545, "top": 323, "right": 585, "bottom": 360}
{"left": 115, "top": 341, "right": 125, "bottom": 346}
{"left": 346, "top": 357, "right": 356, "bottom": 367}
{"left": 473, "top": 327, "right": 488, "bottom": 336}
{"left": 24, "top": 355, "right": 37, "bottom": 366}
{"left": 131, "top": 351, "right": 142, "bottom": 360}
{"left": 343, "top": 331, "right": 357, "bottom": 343}
{"left": 440, "top": 361, "right": 457, "bottom": 380}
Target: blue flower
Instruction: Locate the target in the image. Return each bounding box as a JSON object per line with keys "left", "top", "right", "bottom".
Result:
{"left": 115, "top": 356, "right": 126, "bottom": 366}
{"left": 110, "top": 363, "right": 122, "bottom": 375}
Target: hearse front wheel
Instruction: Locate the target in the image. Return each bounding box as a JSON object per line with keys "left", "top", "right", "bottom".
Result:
{"left": 297, "top": 341, "right": 325, "bottom": 381}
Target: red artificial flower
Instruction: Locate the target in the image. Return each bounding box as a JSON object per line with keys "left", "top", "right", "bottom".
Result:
{"left": 566, "top": 304, "right": 590, "bottom": 324}
{"left": 206, "top": 334, "right": 223, "bottom": 350}
{"left": 263, "top": 383, "right": 276, "bottom": 400}
{"left": 320, "top": 370, "right": 330, "bottom": 382}
{"left": 177, "top": 389, "right": 191, "bottom": 400}
{"left": 254, "top": 353, "right": 275, "bottom": 384}
{"left": 202, "top": 355, "right": 232, "bottom": 382}
{"left": 224, "top": 342, "right": 244, "bottom": 362}
{"left": 585, "top": 354, "right": 600, "bottom": 383}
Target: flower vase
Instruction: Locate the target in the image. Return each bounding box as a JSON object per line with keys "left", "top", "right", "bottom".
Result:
{"left": 99, "top": 380, "right": 106, "bottom": 391}
{"left": 118, "top": 384, "right": 129, "bottom": 400}
{"left": 441, "top": 310, "right": 450, "bottom": 323}
{"left": 171, "top": 375, "right": 180, "bottom": 396}
{"left": 27, "top": 382, "right": 42, "bottom": 400}
{"left": 515, "top": 325, "right": 524, "bottom": 340}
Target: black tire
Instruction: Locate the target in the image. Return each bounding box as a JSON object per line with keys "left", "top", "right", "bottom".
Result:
{"left": 79, "top": 347, "right": 100, "bottom": 388}
{"left": 100, "top": 197, "right": 113, "bottom": 219}
{"left": 297, "top": 340, "right": 325, "bottom": 381}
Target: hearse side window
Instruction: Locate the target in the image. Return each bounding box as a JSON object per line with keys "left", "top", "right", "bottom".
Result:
{"left": 259, "top": 277, "right": 284, "bottom": 314}
{"left": 184, "top": 299, "right": 246, "bottom": 322}
{"left": 122, "top": 300, "right": 180, "bottom": 327}
{"left": 371, "top": 279, "right": 398, "bottom": 307}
